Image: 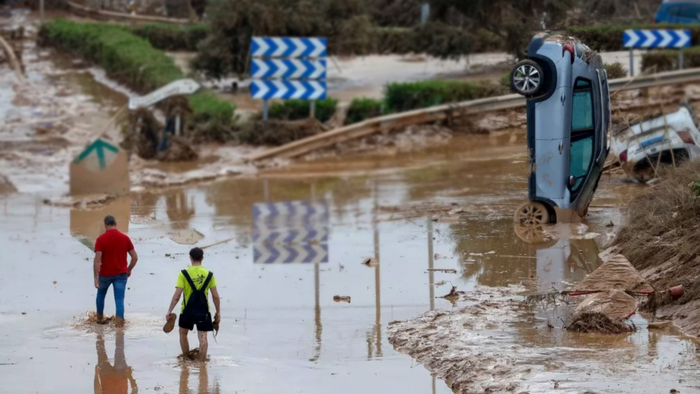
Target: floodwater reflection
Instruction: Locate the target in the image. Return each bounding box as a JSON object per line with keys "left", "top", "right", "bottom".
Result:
{"left": 178, "top": 362, "right": 220, "bottom": 394}
{"left": 94, "top": 331, "right": 138, "bottom": 394}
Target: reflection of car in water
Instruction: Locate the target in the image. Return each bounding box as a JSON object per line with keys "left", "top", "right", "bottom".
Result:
{"left": 511, "top": 33, "right": 611, "bottom": 224}
{"left": 611, "top": 103, "right": 700, "bottom": 183}
{"left": 514, "top": 223, "right": 600, "bottom": 293}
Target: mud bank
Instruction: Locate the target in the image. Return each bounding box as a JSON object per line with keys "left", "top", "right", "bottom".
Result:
{"left": 388, "top": 286, "right": 530, "bottom": 393}
{"left": 615, "top": 160, "right": 700, "bottom": 338}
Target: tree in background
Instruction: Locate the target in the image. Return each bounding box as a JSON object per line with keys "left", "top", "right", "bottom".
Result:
{"left": 429, "top": 0, "right": 576, "bottom": 57}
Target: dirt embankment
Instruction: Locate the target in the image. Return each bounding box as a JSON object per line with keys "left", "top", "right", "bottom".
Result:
{"left": 614, "top": 160, "right": 700, "bottom": 337}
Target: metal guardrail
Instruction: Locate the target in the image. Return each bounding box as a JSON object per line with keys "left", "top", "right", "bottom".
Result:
{"left": 66, "top": 1, "right": 190, "bottom": 24}
{"left": 247, "top": 68, "right": 700, "bottom": 163}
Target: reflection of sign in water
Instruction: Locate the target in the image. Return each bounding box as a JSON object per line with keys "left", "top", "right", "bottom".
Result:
{"left": 70, "top": 139, "right": 129, "bottom": 196}
{"left": 70, "top": 196, "right": 130, "bottom": 250}
{"left": 253, "top": 201, "right": 329, "bottom": 264}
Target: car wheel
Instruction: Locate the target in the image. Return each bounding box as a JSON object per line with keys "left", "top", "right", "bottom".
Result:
{"left": 511, "top": 60, "right": 545, "bottom": 97}
{"left": 514, "top": 201, "right": 550, "bottom": 225}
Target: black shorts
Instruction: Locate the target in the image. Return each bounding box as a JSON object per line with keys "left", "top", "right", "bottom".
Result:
{"left": 178, "top": 312, "right": 213, "bottom": 332}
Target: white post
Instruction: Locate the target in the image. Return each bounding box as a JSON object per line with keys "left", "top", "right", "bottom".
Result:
{"left": 40, "top": 0, "right": 45, "bottom": 22}
{"left": 679, "top": 49, "right": 684, "bottom": 70}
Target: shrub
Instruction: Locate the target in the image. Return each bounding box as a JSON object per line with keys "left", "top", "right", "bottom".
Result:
{"left": 641, "top": 47, "right": 700, "bottom": 72}
{"left": 384, "top": 80, "right": 503, "bottom": 112}
{"left": 129, "top": 23, "right": 209, "bottom": 51}
{"left": 268, "top": 98, "right": 339, "bottom": 123}
{"left": 39, "top": 19, "right": 235, "bottom": 138}
{"left": 604, "top": 62, "right": 628, "bottom": 79}
{"left": 566, "top": 24, "right": 700, "bottom": 52}
{"left": 345, "top": 97, "right": 384, "bottom": 125}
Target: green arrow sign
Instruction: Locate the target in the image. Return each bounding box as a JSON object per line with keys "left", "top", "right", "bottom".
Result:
{"left": 73, "top": 139, "right": 119, "bottom": 171}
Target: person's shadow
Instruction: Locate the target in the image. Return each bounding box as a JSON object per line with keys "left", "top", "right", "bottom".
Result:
{"left": 94, "top": 331, "right": 138, "bottom": 394}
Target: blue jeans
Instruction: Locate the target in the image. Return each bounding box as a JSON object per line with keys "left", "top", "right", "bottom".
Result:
{"left": 96, "top": 274, "right": 128, "bottom": 319}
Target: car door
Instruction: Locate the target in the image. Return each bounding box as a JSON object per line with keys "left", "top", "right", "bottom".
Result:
{"left": 569, "top": 78, "right": 597, "bottom": 203}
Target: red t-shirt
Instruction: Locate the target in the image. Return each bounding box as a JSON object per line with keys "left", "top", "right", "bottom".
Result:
{"left": 95, "top": 229, "right": 134, "bottom": 277}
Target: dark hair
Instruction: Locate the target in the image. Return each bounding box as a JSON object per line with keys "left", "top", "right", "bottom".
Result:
{"left": 104, "top": 215, "right": 117, "bottom": 226}
{"left": 189, "top": 247, "right": 204, "bottom": 262}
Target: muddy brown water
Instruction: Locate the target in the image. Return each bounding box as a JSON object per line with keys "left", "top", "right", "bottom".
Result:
{"left": 3, "top": 136, "right": 700, "bottom": 393}
{"left": 2, "top": 12, "right": 700, "bottom": 392}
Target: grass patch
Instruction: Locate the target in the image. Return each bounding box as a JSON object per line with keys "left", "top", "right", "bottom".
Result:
{"left": 39, "top": 19, "right": 234, "bottom": 138}
{"left": 345, "top": 97, "right": 384, "bottom": 125}
{"left": 642, "top": 47, "right": 700, "bottom": 72}
{"left": 129, "top": 23, "right": 209, "bottom": 51}
{"left": 384, "top": 80, "right": 505, "bottom": 113}
{"left": 268, "top": 99, "right": 338, "bottom": 123}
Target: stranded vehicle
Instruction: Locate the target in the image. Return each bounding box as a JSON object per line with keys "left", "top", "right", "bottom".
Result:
{"left": 511, "top": 33, "right": 611, "bottom": 225}
{"left": 611, "top": 102, "right": 700, "bottom": 183}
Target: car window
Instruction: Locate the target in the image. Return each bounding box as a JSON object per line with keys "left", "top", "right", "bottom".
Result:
{"left": 572, "top": 79, "right": 594, "bottom": 131}
{"left": 676, "top": 4, "right": 700, "bottom": 20}
{"left": 570, "top": 136, "right": 594, "bottom": 191}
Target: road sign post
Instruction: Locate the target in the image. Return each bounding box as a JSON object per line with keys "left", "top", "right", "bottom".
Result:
{"left": 623, "top": 29, "right": 691, "bottom": 76}
{"left": 251, "top": 37, "right": 328, "bottom": 121}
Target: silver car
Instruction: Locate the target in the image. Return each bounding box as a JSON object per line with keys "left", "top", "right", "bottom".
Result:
{"left": 512, "top": 33, "right": 611, "bottom": 224}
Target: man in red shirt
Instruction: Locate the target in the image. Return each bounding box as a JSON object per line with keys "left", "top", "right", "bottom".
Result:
{"left": 94, "top": 215, "right": 138, "bottom": 325}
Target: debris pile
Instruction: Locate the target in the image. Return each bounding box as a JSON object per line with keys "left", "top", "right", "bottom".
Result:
{"left": 564, "top": 253, "right": 654, "bottom": 334}
{"left": 614, "top": 160, "right": 700, "bottom": 337}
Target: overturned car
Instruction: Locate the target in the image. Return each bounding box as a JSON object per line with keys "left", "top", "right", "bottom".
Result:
{"left": 611, "top": 102, "right": 700, "bottom": 183}
{"left": 511, "top": 33, "right": 611, "bottom": 224}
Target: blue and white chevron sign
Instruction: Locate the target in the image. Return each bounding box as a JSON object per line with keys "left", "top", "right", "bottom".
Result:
{"left": 623, "top": 29, "right": 691, "bottom": 48}
{"left": 252, "top": 37, "right": 327, "bottom": 58}
{"left": 254, "top": 243, "right": 329, "bottom": 264}
{"left": 251, "top": 59, "right": 327, "bottom": 80}
{"left": 252, "top": 200, "right": 329, "bottom": 264}
{"left": 251, "top": 80, "right": 327, "bottom": 100}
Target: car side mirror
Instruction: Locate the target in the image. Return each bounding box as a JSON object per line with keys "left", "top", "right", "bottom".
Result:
{"left": 569, "top": 176, "right": 576, "bottom": 187}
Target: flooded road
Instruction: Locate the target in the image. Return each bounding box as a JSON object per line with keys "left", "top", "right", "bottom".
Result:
{"left": 2, "top": 133, "right": 700, "bottom": 393}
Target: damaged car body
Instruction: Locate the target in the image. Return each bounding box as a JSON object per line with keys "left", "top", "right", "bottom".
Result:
{"left": 511, "top": 33, "right": 611, "bottom": 224}
{"left": 612, "top": 102, "right": 700, "bottom": 183}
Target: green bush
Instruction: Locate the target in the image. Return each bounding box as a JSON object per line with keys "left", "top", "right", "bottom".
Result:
{"left": 39, "top": 19, "right": 234, "bottom": 136}
{"left": 384, "top": 80, "right": 503, "bottom": 112}
{"left": 129, "top": 23, "right": 209, "bottom": 51}
{"left": 565, "top": 24, "right": 700, "bottom": 52}
{"left": 604, "top": 62, "right": 628, "bottom": 79}
{"left": 268, "top": 99, "right": 339, "bottom": 123}
{"left": 642, "top": 46, "right": 700, "bottom": 72}
{"left": 345, "top": 97, "right": 384, "bottom": 125}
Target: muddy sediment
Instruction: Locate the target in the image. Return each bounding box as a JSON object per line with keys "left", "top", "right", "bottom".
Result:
{"left": 388, "top": 287, "right": 530, "bottom": 394}
{"left": 614, "top": 160, "right": 700, "bottom": 338}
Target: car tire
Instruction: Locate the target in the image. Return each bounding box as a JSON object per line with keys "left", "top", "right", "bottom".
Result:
{"left": 511, "top": 60, "right": 545, "bottom": 97}
{"left": 513, "top": 201, "right": 551, "bottom": 225}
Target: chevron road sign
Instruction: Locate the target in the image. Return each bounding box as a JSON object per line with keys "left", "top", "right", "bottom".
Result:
{"left": 253, "top": 200, "right": 329, "bottom": 264}
{"left": 251, "top": 37, "right": 327, "bottom": 58}
{"left": 251, "top": 80, "right": 327, "bottom": 100}
{"left": 70, "top": 138, "right": 129, "bottom": 196}
{"left": 251, "top": 36, "right": 328, "bottom": 119}
{"left": 73, "top": 139, "right": 120, "bottom": 172}
{"left": 251, "top": 59, "right": 327, "bottom": 80}
{"left": 623, "top": 29, "right": 691, "bottom": 48}
{"left": 254, "top": 243, "right": 328, "bottom": 264}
